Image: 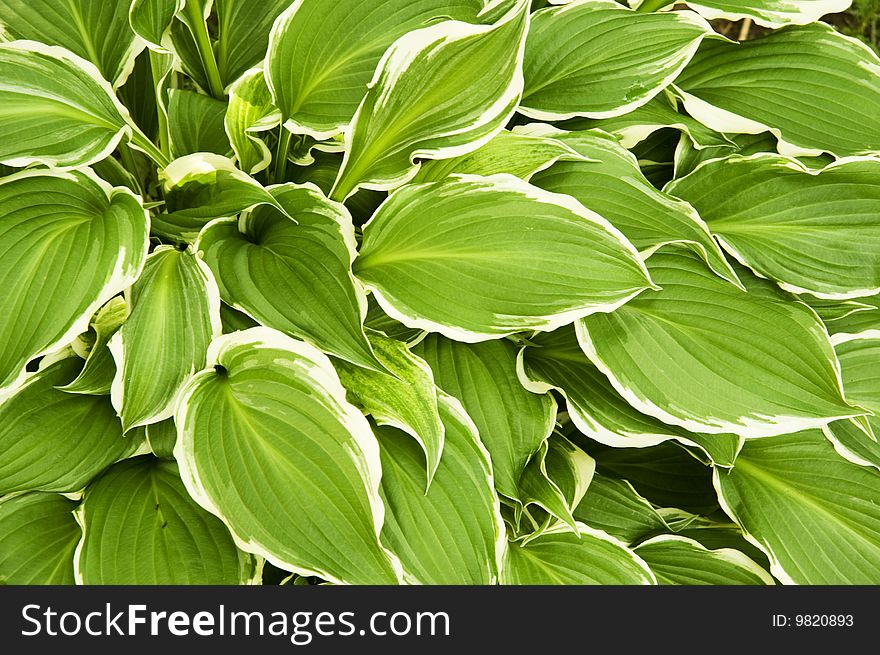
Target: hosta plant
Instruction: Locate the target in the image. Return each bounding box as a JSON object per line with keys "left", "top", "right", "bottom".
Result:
{"left": 0, "top": 0, "right": 879, "bottom": 586}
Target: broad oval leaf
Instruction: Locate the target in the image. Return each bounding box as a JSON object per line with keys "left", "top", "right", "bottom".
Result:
{"left": 336, "top": 332, "right": 444, "bottom": 483}
{"left": 0, "top": 493, "right": 80, "bottom": 585}
{"left": 214, "top": 0, "right": 294, "bottom": 88}
{"left": 355, "top": 174, "right": 655, "bottom": 341}
{"left": 666, "top": 0, "right": 852, "bottom": 28}
{"left": 0, "top": 41, "right": 161, "bottom": 168}
{"left": 577, "top": 247, "right": 858, "bottom": 437}
{"left": 526, "top": 126, "right": 741, "bottom": 287}
{"left": 521, "top": 0, "right": 715, "bottom": 120}
{"left": 168, "top": 89, "right": 231, "bottom": 157}
{"left": 573, "top": 473, "right": 669, "bottom": 545}
{"left": 0, "top": 169, "right": 149, "bottom": 394}
{"left": 667, "top": 154, "right": 880, "bottom": 299}
{"left": 0, "top": 357, "right": 141, "bottom": 495}
{"left": 75, "top": 456, "right": 253, "bottom": 584}
{"left": 501, "top": 523, "right": 655, "bottom": 585}
{"left": 413, "top": 334, "right": 556, "bottom": 500}
{"left": 715, "top": 430, "right": 880, "bottom": 584}
{"left": 225, "top": 68, "right": 280, "bottom": 175}
{"left": 109, "top": 246, "right": 221, "bottom": 431}
{"left": 58, "top": 296, "right": 127, "bottom": 396}
{"left": 266, "top": 0, "right": 485, "bottom": 140}
{"left": 129, "top": 0, "right": 184, "bottom": 49}
{"left": 377, "top": 392, "right": 504, "bottom": 584}
{"left": 633, "top": 535, "right": 774, "bottom": 585}
{"left": 175, "top": 327, "right": 402, "bottom": 584}
{"left": 674, "top": 23, "right": 880, "bottom": 157}
{"left": 0, "top": 0, "right": 142, "bottom": 87}
{"left": 197, "top": 183, "right": 380, "bottom": 370}
{"left": 330, "top": 0, "right": 530, "bottom": 200}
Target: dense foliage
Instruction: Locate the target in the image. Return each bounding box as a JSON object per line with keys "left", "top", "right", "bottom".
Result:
{"left": 1, "top": 0, "right": 879, "bottom": 585}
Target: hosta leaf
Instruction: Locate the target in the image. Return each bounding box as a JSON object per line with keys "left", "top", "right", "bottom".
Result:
{"left": 664, "top": 514, "right": 771, "bottom": 568}
{"left": 197, "top": 184, "right": 380, "bottom": 370}
{"left": 355, "top": 174, "right": 655, "bottom": 341}
{"left": 266, "top": 0, "right": 485, "bottom": 140}
{"left": 577, "top": 247, "right": 858, "bottom": 437}
{"left": 822, "top": 336, "right": 880, "bottom": 469}
{"left": 175, "top": 328, "right": 402, "bottom": 584}
{"left": 825, "top": 295, "right": 880, "bottom": 340}
{"left": 0, "top": 169, "right": 148, "bottom": 394}
{"left": 585, "top": 441, "right": 720, "bottom": 514}
{"left": 146, "top": 419, "right": 178, "bottom": 459}
{"left": 0, "top": 357, "right": 141, "bottom": 495}
{"left": 0, "top": 0, "right": 142, "bottom": 87}
{"left": 667, "top": 154, "right": 880, "bottom": 299}
{"left": 570, "top": 92, "right": 735, "bottom": 150}
{"left": 801, "top": 297, "right": 877, "bottom": 324}
{"left": 58, "top": 296, "right": 127, "bottom": 395}
{"left": 663, "top": 0, "right": 852, "bottom": 28}
{"left": 365, "top": 296, "right": 423, "bottom": 344}
{"left": 501, "top": 523, "right": 655, "bottom": 584}
{"left": 572, "top": 473, "right": 669, "bottom": 545}
{"left": 129, "top": 0, "right": 184, "bottom": 49}
{"left": 157, "top": 153, "right": 288, "bottom": 240}
{"left": 168, "top": 89, "right": 231, "bottom": 157}
{"left": 0, "top": 41, "right": 163, "bottom": 168}
{"left": 0, "top": 493, "right": 80, "bottom": 585}
{"left": 520, "top": 1, "right": 715, "bottom": 120}
{"left": 215, "top": 0, "right": 293, "bottom": 88}
{"left": 412, "top": 335, "right": 556, "bottom": 501}
{"left": 633, "top": 535, "right": 774, "bottom": 585}
{"left": 674, "top": 23, "right": 880, "bottom": 157}
{"left": 411, "top": 129, "right": 585, "bottom": 183}
{"left": 518, "top": 326, "right": 742, "bottom": 467}
{"left": 330, "top": 1, "right": 530, "bottom": 200}
{"left": 75, "top": 457, "right": 253, "bottom": 584}
{"left": 377, "top": 393, "right": 504, "bottom": 584}
{"left": 715, "top": 430, "right": 880, "bottom": 584}
{"left": 517, "top": 434, "right": 595, "bottom": 533}
{"left": 336, "top": 332, "right": 444, "bottom": 483}
{"left": 526, "top": 127, "right": 740, "bottom": 287}
{"left": 109, "top": 247, "right": 221, "bottom": 431}
{"left": 225, "top": 68, "right": 280, "bottom": 175}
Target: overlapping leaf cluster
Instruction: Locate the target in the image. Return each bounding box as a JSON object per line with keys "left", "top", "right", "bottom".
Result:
{"left": 1, "top": 0, "right": 879, "bottom": 586}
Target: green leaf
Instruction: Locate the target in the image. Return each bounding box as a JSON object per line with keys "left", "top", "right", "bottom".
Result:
{"left": 573, "top": 472, "right": 670, "bottom": 545}
{"left": 521, "top": 1, "right": 715, "bottom": 120}
{"left": 266, "top": 0, "right": 485, "bottom": 140}
{"left": 336, "top": 332, "right": 444, "bottom": 484}
{"left": 214, "top": 0, "right": 295, "bottom": 88}
{"left": 577, "top": 247, "right": 859, "bottom": 437}
{"left": 0, "top": 41, "right": 164, "bottom": 168}
{"left": 501, "top": 523, "right": 655, "bottom": 584}
{"left": 527, "top": 126, "right": 741, "bottom": 287}
{"left": 75, "top": 456, "right": 254, "bottom": 584}
{"left": 168, "top": 89, "right": 232, "bottom": 157}
{"left": 330, "top": 0, "right": 530, "bottom": 200}
{"left": 146, "top": 419, "right": 178, "bottom": 459}
{"left": 175, "top": 327, "right": 402, "bottom": 584}
{"left": 667, "top": 154, "right": 880, "bottom": 299}
{"left": 517, "top": 433, "right": 595, "bottom": 533}
{"left": 663, "top": 0, "right": 852, "bottom": 29}
{"left": 822, "top": 336, "right": 880, "bottom": 469}
{"left": 413, "top": 334, "right": 556, "bottom": 500}
{"left": 58, "top": 297, "right": 127, "bottom": 396}
{"left": 0, "top": 356, "right": 142, "bottom": 495}
{"left": 109, "top": 247, "right": 221, "bottom": 431}
{"left": 0, "top": 0, "right": 142, "bottom": 87}
{"left": 410, "top": 129, "right": 585, "bottom": 183}
{"left": 800, "top": 297, "right": 877, "bottom": 324}
{"left": 377, "top": 392, "right": 504, "bottom": 584}
{"left": 715, "top": 430, "right": 880, "bottom": 584}
{"left": 0, "top": 493, "right": 80, "bottom": 585}
{"left": 129, "top": 0, "right": 185, "bottom": 49}
{"left": 0, "top": 169, "right": 148, "bottom": 394}
{"left": 197, "top": 183, "right": 380, "bottom": 370}
{"left": 634, "top": 535, "right": 774, "bottom": 585}
{"left": 568, "top": 91, "right": 735, "bottom": 150}
{"left": 825, "top": 295, "right": 880, "bottom": 340}
{"left": 365, "top": 295, "right": 424, "bottom": 344}
{"left": 674, "top": 23, "right": 880, "bottom": 157}
{"left": 518, "top": 325, "right": 743, "bottom": 467}
{"left": 355, "top": 174, "right": 655, "bottom": 341}
{"left": 225, "top": 67, "right": 280, "bottom": 175}
{"left": 157, "top": 153, "right": 289, "bottom": 240}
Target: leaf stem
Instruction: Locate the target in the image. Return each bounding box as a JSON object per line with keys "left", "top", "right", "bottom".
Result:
{"left": 149, "top": 50, "right": 171, "bottom": 159}
{"left": 634, "top": 0, "right": 673, "bottom": 12}
{"left": 185, "top": 1, "right": 225, "bottom": 99}
{"left": 273, "top": 127, "right": 292, "bottom": 184}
